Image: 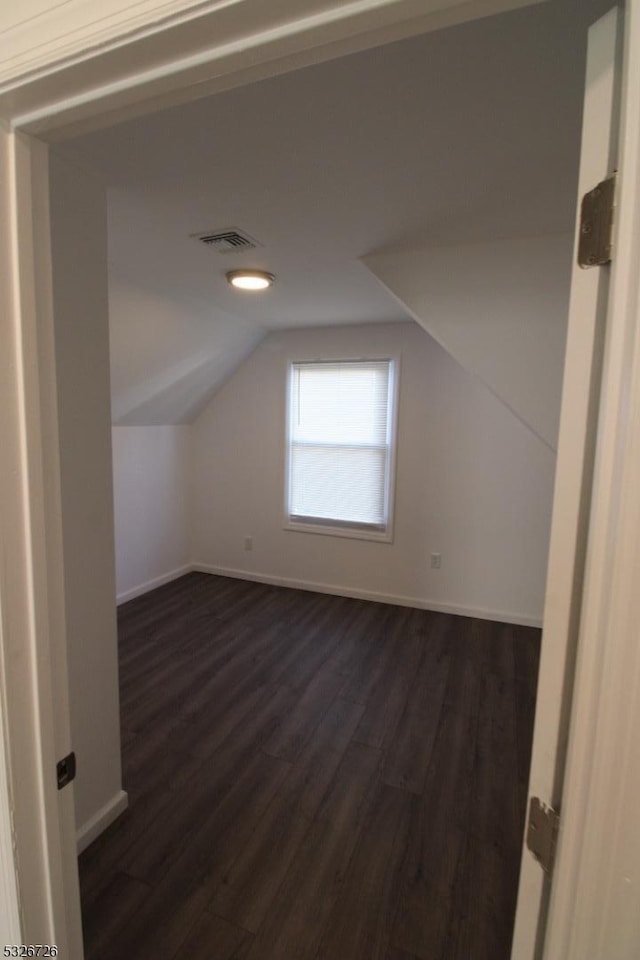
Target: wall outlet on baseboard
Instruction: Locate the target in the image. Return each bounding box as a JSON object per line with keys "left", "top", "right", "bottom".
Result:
{"left": 430, "top": 552, "right": 442, "bottom": 569}
{"left": 244, "top": 536, "right": 253, "bottom": 551}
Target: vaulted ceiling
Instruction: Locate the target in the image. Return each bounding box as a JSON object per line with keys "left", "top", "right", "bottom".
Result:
{"left": 60, "top": 0, "right": 609, "bottom": 425}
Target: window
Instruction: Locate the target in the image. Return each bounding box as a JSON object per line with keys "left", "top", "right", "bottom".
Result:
{"left": 286, "top": 359, "right": 397, "bottom": 539}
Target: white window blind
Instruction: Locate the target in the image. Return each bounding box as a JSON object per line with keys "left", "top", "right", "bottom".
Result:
{"left": 287, "top": 359, "right": 395, "bottom": 531}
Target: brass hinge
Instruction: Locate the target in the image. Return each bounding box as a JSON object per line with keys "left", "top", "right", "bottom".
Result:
{"left": 578, "top": 172, "right": 616, "bottom": 268}
{"left": 526, "top": 796, "right": 560, "bottom": 875}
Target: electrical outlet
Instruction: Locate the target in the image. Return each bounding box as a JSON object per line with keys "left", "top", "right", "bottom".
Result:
{"left": 430, "top": 552, "right": 441, "bottom": 569}
{"left": 244, "top": 536, "right": 253, "bottom": 551}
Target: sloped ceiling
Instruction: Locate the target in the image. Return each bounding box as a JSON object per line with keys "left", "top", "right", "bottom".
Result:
{"left": 364, "top": 234, "right": 573, "bottom": 450}
{"left": 61, "top": 0, "right": 609, "bottom": 426}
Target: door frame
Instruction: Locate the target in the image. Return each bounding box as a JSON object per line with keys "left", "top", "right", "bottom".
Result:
{"left": 544, "top": 2, "right": 640, "bottom": 956}
{"left": 1, "top": 0, "right": 639, "bottom": 955}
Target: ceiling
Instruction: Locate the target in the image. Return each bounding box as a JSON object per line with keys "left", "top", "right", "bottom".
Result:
{"left": 59, "top": 0, "right": 609, "bottom": 425}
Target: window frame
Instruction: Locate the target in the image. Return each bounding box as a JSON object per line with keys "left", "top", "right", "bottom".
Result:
{"left": 283, "top": 355, "right": 400, "bottom": 543}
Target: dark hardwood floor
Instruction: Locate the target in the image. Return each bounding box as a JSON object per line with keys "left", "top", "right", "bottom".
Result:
{"left": 79, "top": 572, "right": 540, "bottom": 960}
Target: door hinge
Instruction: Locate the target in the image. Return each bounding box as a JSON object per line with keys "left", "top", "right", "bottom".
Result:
{"left": 57, "top": 751, "right": 76, "bottom": 790}
{"left": 526, "top": 796, "right": 560, "bottom": 875}
{"left": 578, "top": 172, "right": 616, "bottom": 268}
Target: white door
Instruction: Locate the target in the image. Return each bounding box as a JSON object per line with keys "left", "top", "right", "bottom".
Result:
{"left": 511, "top": 6, "right": 624, "bottom": 958}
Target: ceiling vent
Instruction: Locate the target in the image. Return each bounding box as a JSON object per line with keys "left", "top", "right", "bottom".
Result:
{"left": 192, "top": 228, "right": 260, "bottom": 254}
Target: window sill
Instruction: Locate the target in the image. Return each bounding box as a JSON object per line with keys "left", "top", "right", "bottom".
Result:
{"left": 283, "top": 519, "right": 393, "bottom": 543}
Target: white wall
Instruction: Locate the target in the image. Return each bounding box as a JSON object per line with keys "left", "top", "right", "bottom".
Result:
{"left": 112, "top": 425, "right": 191, "bottom": 602}
{"left": 364, "top": 233, "right": 573, "bottom": 451}
{"left": 191, "top": 321, "right": 556, "bottom": 625}
{"left": 49, "top": 151, "right": 126, "bottom": 844}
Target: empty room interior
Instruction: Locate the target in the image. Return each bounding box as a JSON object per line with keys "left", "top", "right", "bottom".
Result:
{"left": 46, "top": 0, "right": 610, "bottom": 956}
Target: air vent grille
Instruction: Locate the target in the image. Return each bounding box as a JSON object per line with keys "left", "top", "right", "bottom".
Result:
{"left": 193, "top": 228, "right": 259, "bottom": 254}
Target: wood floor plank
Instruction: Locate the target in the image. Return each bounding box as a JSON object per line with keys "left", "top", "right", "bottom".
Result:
{"left": 316, "top": 783, "right": 412, "bottom": 960}
{"left": 385, "top": 950, "right": 423, "bottom": 960}
{"left": 91, "top": 846, "right": 213, "bottom": 960}
{"left": 115, "top": 575, "right": 205, "bottom": 635}
{"left": 79, "top": 574, "right": 540, "bottom": 960}
{"left": 443, "top": 621, "right": 484, "bottom": 717}
{"left": 468, "top": 671, "right": 522, "bottom": 857}
{"left": 122, "top": 747, "right": 290, "bottom": 885}
{"left": 280, "top": 595, "right": 359, "bottom": 689}
{"left": 447, "top": 914, "right": 514, "bottom": 960}
{"left": 81, "top": 871, "right": 151, "bottom": 960}
{"left": 277, "top": 696, "right": 366, "bottom": 818}
{"left": 262, "top": 658, "right": 346, "bottom": 762}
{"left": 423, "top": 705, "right": 479, "bottom": 831}
{"left": 243, "top": 742, "right": 381, "bottom": 960}
{"left": 383, "top": 620, "right": 452, "bottom": 794}
{"left": 327, "top": 599, "right": 381, "bottom": 674}
{"left": 188, "top": 754, "right": 294, "bottom": 892}
{"left": 315, "top": 739, "right": 382, "bottom": 829}
{"left": 123, "top": 620, "right": 287, "bottom": 733}
{"left": 184, "top": 681, "right": 272, "bottom": 760}
{"left": 391, "top": 796, "right": 466, "bottom": 958}
{"left": 353, "top": 632, "right": 422, "bottom": 750}
{"left": 209, "top": 802, "right": 312, "bottom": 934}
{"left": 177, "top": 621, "right": 290, "bottom": 720}
{"left": 209, "top": 697, "right": 365, "bottom": 932}
{"left": 172, "top": 912, "right": 253, "bottom": 960}
{"left": 118, "top": 615, "right": 241, "bottom": 702}
{"left": 450, "top": 832, "right": 518, "bottom": 946}
{"left": 484, "top": 621, "right": 516, "bottom": 683}
{"left": 391, "top": 691, "right": 482, "bottom": 957}
{"left": 79, "top": 742, "right": 205, "bottom": 900}
{"left": 261, "top": 615, "right": 338, "bottom": 689}
{"left": 514, "top": 677, "right": 537, "bottom": 795}
{"left": 190, "top": 681, "right": 297, "bottom": 761}
{"left": 122, "top": 716, "right": 200, "bottom": 795}
{"left": 392, "top": 882, "right": 455, "bottom": 960}
{"left": 341, "top": 605, "right": 409, "bottom": 705}
{"left": 513, "top": 626, "right": 540, "bottom": 803}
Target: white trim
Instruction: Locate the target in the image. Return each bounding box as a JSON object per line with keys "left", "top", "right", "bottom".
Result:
{"left": 0, "top": 1, "right": 546, "bottom": 140}
{"left": 284, "top": 356, "right": 399, "bottom": 544}
{"left": 192, "top": 563, "right": 543, "bottom": 627}
{"left": 76, "top": 790, "right": 128, "bottom": 854}
{"left": 511, "top": 8, "right": 623, "bottom": 957}
{"left": 1, "top": 123, "right": 82, "bottom": 953}
{"left": 544, "top": 2, "right": 640, "bottom": 957}
{"left": 0, "top": 660, "right": 21, "bottom": 945}
{"left": 283, "top": 520, "right": 393, "bottom": 543}
{"left": 0, "top": 0, "right": 246, "bottom": 82}
{"left": 116, "top": 564, "right": 194, "bottom": 605}
{"left": 0, "top": 0, "right": 461, "bottom": 84}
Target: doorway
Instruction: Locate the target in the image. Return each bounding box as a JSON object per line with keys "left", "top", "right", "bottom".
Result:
{"left": 47, "top": 2, "right": 600, "bottom": 955}
{"left": 2, "top": 0, "right": 636, "bottom": 956}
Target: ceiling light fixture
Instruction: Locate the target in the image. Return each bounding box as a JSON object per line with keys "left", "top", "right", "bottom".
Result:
{"left": 226, "top": 269, "right": 275, "bottom": 291}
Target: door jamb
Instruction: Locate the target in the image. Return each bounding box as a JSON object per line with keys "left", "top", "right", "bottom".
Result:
{"left": 544, "top": 2, "right": 640, "bottom": 957}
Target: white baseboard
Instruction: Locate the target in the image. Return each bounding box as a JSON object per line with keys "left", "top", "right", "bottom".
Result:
{"left": 192, "top": 563, "right": 542, "bottom": 628}
{"left": 116, "top": 564, "right": 195, "bottom": 605}
{"left": 76, "top": 789, "right": 129, "bottom": 854}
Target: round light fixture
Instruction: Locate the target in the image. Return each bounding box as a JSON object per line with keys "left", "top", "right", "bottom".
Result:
{"left": 226, "top": 269, "right": 275, "bottom": 291}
